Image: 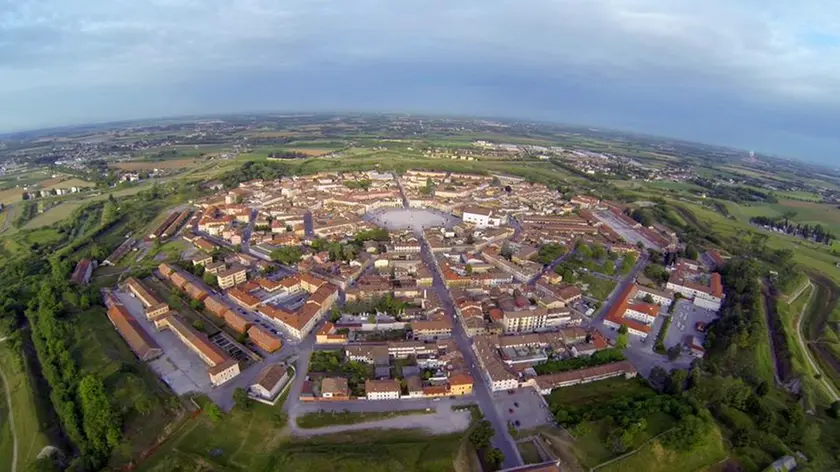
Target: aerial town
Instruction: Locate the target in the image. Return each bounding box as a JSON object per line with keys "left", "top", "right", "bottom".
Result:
{"left": 78, "top": 167, "right": 730, "bottom": 467}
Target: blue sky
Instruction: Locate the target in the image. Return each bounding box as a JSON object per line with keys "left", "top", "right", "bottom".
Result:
{"left": 1, "top": 1, "right": 839, "bottom": 164}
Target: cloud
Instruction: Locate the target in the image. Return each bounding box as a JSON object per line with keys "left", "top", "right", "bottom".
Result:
{"left": 1, "top": 0, "right": 839, "bottom": 161}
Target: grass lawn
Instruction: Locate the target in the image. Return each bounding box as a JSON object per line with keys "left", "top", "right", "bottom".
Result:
{"left": 579, "top": 274, "right": 616, "bottom": 300}
{"left": 544, "top": 377, "right": 654, "bottom": 409}
{"left": 517, "top": 440, "right": 543, "bottom": 464}
{"left": 754, "top": 292, "right": 778, "bottom": 387}
{"left": 0, "top": 343, "right": 51, "bottom": 472}
{"left": 70, "top": 307, "right": 180, "bottom": 467}
{"left": 296, "top": 409, "right": 433, "bottom": 429}
{"left": 139, "top": 399, "right": 465, "bottom": 472}
{"left": 775, "top": 284, "right": 835, "bottom": 408}
{"left": 598, "top": 423, "right": 727, "bottom": 472}
{"left": 22, "top": 201, "right": 83, "bottom": 229}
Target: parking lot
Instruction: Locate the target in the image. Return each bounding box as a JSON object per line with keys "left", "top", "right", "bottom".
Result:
{"left": 492, "top": 388, "right": 553, "bottom": 433}
{"left": 209, "top": 332, "right": 254, "bottom": 363}
{"left": 665, "top": 299, "right": 718, "bottom": 351}
{"left": 114, "top": 290, "right": 213, "bottom": 395}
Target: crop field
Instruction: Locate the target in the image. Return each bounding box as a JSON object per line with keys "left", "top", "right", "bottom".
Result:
{"left": 725, "top": 199, "right": 840, "bottom": 235}
{"left": 37, "top": 176, "right": 95, "bottom": 190}
{"left": 113, "top": 158, "right": 201, "bottom": 171}
{"left": 22, "top": 201, "right": 83, "bottom": 229}
{"left": 0, "top": 189, "right": 23, "bottom": 205}
{"left": 674, "top": 201, "right": 840, "bottom": 284}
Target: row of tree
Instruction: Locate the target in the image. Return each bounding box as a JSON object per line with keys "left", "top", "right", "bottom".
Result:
{"left": 749, "top": 215, "right": 835, "bottom": 244}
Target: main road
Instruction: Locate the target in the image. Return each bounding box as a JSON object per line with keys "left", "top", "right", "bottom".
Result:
{"left": 393, "top": 175, "right": 523, "bottom": 469}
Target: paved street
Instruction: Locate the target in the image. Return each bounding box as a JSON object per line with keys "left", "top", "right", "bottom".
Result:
{"left": 394, "top": 176, "right": 523, "bottom": 469}
{"left": 590, "top": 252, "right": 649, "bottom": 324}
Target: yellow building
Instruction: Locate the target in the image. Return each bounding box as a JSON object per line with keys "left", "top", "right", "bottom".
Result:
{"left": 449, "top": 374, "right": 474, "bottom": 396}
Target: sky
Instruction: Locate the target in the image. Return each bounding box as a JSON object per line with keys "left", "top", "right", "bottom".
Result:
{"left": 1, "top": 1, "right": 839, "bottom": 164}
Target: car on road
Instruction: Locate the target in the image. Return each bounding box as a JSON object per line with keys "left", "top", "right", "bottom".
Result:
{"left": 515, "top": 420, "right": 521, "bottom": 427}
{"left": 508, "top": 408, "right": 514, "bottom": 414}
{"left": 514, "top": 402, "right": 519, "bottom": 408}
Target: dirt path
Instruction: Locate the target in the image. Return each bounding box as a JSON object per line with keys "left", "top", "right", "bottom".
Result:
{"left": 0, "top": 337, "right": 18, "bottom": 472}
{"left": 796, "top": 280, "right": 840, "bottom": 402}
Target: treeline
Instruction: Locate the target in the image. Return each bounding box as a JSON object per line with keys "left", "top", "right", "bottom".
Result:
{"left": 13, "top": 199, "right": 38, "bottom": 227}
{"left": 749, "top": 216, "right": 835, "bottom": 245}
{"left": 704, "top": 259, "right": 763, "bottom": 363}
{"left": 698, "top": 258, "right": 825, "bottom": 470}
{"left": 691, "top": 178, "right": 777, "bottom": 203}
{"left": 221, "top": 160, "right": 287, "bottom": 188}
{"left": 267, "top": 151, "right": 309, "bottom": 160}
{"left": 0, "top": 181, "right": 203, "bottom": 470}
{"left": 27, "top": 277, "right": 121, "bottom": 468}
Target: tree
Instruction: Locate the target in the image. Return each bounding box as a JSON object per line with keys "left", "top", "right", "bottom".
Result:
{"left": 233, "top": 387, "right": 252, "bottom": 410}
{"left": 603, "top": 260, "right": 616, "bottom": 276}
{"left": 270, "top": 246, "right": 303, "bottom": 265}
{"left": 618, "top": 324, "right": 629, "bottom": 335}
{"left": 330, "top": 306, "right": 341, "bottom": 322}
{"left": 642, "top": 294, "right": 655, "bottom": 303}
{"left": 465, "top": 264, "right": 473, "bottom": 275}
{"left": 666, "top": 345, "right": 681, "bottom": 361}
{"left": 662, "top": 415, "right": 707, "bottom": 451}
{"left": 192, "top": 320, "right": 206, "bottom": 332}
{"left": 205, "top": 403, "right": 223, "bottom": 422}
{"left": 469, "top": 419, "right": 494, "bottom": 449}
{"left": 684, "top": 244, "right": 699, "bottom": 260}
{"left": 665, "top": 369, "right": 687, "bottom": 395}
{"left": 616, "top": 332, "right": 628, "bottom": 349}
{"left": 203, "top": 272, "right": 217, "bottom": 287}
{"left": 829, "top": 401, "right": 840, "bottom": 419}
{"left": 78, "top": 374, "right": 121, "bottom": 460}
{"left": 189, "top": 299, "right": 204, "bottom": 311}
{"left": 485, "top": 448, "right": 505, "bottom": 470}
{"left": 756, "top": 380, "right": 769, "bottom": 397}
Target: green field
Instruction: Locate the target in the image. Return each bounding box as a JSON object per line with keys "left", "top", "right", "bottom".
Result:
{"left": 70, "top": 307, "right": 180, "bottom": 467}
{"left": 598, "top": 425, "right": 726, "bottom": 472}
{"left": 674, "top": 201, "right": 840, "bottom": 284}
{"left": 0, "top": 343, "right": 51, "bottom": 472}
{"left": 579, "top": 275, "right": 617, "bottom": 301}
{"left": 544, "top": 377, "right": 653, "bottom": 408}
{"left": 724, "top": 199, "right": 840, "bottom": 236}
{"left": 22, "top": 201, "right": 83, "bottom": 229}
{"left": 139, "top": 401, "right": 466, "bottom": 472}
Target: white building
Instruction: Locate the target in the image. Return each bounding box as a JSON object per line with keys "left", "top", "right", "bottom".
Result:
{"left": 462, "top": 206, "right": 505, "bottom": 228}
{"left": 249, "top": 364, "right": 291, "bottom": 405}
{"left": 365, "top": 379, "right": 401, "bottom": 400}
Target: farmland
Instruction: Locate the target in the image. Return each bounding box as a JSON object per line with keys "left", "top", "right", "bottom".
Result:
{"left": 112, "top": 158, "right": 201, "bottom": 171}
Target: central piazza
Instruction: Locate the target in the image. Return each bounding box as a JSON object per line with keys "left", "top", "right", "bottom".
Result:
{"left": 364, "top": 207, "right": 458, "bottom": 232}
